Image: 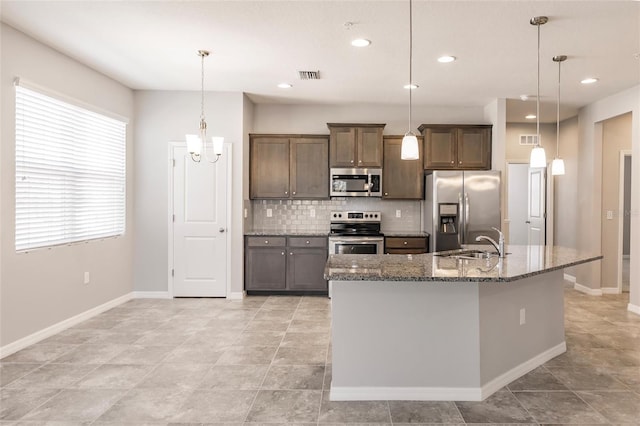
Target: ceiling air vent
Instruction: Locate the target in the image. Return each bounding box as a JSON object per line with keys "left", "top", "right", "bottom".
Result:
{"left": 298, "top": 70, "right": 321, "bottom": 80}
{"left": 519, "top": 134, "right": 539, "bottom": 146}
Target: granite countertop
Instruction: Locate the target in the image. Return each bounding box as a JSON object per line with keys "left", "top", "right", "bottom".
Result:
{"left": 324, "top": 245, "right": 602, "bottom": 283}
{"left": 245, "top": 231, "right": 328, "bottom": 237}
{"left": 384, "top": 232, "right": 430, "bottom": 238}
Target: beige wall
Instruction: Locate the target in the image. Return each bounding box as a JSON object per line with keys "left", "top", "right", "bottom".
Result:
{"left": 1, "top": 24, "right": 135, "bottom": 349}
{"left": 554, "top": 117, "right": 579, "bottom": 250}
{"left": 601, "top": 113, "right": 632, "bottom": 288}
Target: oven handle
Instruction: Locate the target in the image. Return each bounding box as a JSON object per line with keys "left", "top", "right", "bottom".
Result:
{"left": 329, "top": 238, "right": 384, "bottom": 244}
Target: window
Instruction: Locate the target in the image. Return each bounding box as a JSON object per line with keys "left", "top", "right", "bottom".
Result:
{"left": 15, "top": 83, "right": 126, "bottom": 251}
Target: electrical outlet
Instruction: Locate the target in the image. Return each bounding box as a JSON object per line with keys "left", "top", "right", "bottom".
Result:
{"left": 310, "top": 209, "right": 316, "bottom": 218}
{"left": 266, "top": 208, "right": 272, "bottom": 217}
{"left": 84, "top": 272, "right": 90, "bottom": 285}
{"left": 606, "top": 210, "right": 613, "bottom": 220}
{"left": 244, "top": 208, "right": 248, "bottom": 219}
{"left": 519, "top": 308, "right": 526, "bottom": 325}
{"left": 396, "top": 210, "right": 402, "bottom": 218}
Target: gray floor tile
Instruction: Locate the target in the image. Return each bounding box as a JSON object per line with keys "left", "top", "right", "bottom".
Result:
{"left": 454, "top": 389, "right": 534, "bottom": 423}
{"left": 52, "top": 344, "right": 129, "bottom": 364}
{"left": 577, "top": 390, "right": 640, "bottom": 423}
{"left": 7, "top": 364, "right": 97, "bottom": 389}
{"left": 20, "top": 389, "right": 124, "bottom": 422}
{"left": 262, "top": 365, "right": 325, "bottom": 390}
{"left": 106, "top": 345, "right": 174, "bottom": 364}
{"left": 198, "top": 364, "right": 268, "bottom": 389}
{"left": 507, "top": 367, "right": 568, "bottom": 391}
{"left": 288, "top": 319, "right": 331, "bottom": 333}
{"left": 72, "top": 364, "right": 154, "bottom": 389}
{"left": 135, "top": 363, "right": 210, "bottom": 389}
{"left": 1, "top": 344, "right": 77, "bottom": 364}
{"left": 216, "top": 346, "right": 277, "bottom": 365}
{"left": 318, "top": 390, "right": 391, "bottom": 423}
{"left": 0, "top": 363, "right": 41, "bottom": 387}
{"left": 246, "top": 389, "right": 322, "bottom": 423}
{"left": 512, "top": 390, "right": 607, "bottom": 424}
{"left": 244, "top": 319, "right": 291, "bottom": 332}
{"left": 253, "top": 309, "right": 295, "bottom": 322}
{"left": 96, "top": 388, "right": 191, "bottom": 423}
{"left": 281, "top": 332, "right": 330, "bottom": 347}
{"left": 546, "top": 365, "right": 629, "bottom": 390}
{"left": 233, "top": 330, "right": 285, "bottom": 347}
{"left": 0, "top": 388, "right": 61, "bottom": 421}
{"left": 390, "top": 400, "right": 464, "bottom": 423}
{"left": 162, "top": 345, "right": 225, "bottom": 364}
{"left": 273, "top": 346, "right": 327, "bottom": 365}
{"left": 170, "top": 389, "right": 256, "bottom": 423}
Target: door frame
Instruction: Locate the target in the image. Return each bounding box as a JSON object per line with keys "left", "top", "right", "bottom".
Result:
{"left": 617, "top": 150, "right": 632, "bottom": 293}
{"left": 167, "top": 140, "right": 233, "bottom": 298}
{"left": 505, "top": 160, "right": 529, "bottom": 244}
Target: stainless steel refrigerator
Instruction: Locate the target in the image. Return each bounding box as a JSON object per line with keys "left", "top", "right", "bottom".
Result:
{"left": 425, "top": 171, "right": 501, "bottom": 252}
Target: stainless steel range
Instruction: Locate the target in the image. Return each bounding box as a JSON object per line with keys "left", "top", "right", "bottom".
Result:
{"left": 328, "top": 211, "right": 384, "bottom": 255}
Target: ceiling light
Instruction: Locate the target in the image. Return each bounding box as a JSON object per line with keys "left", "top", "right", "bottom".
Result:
{"left": 403, "top": 84, "right": 419, "bottom": 89}
{"left": 581, "top": 77, "right": 599, "bottom": 84}
{"left": 351, "top": 39, "right": 371, "bottom": 47}
{"left": 186, "top": 50, "right": 223, "bottom": 164}
{"left": 525, "top": 114, "right": 536, "bottom": 120}
{"left": 437, "top": 55, "right": 456, "bottom": 63}
{"left": 529, "top": 16, "right": 548, "bottom": 168}
{"left": 401, "top": 0, "right": 419, "bottom": 161}
{"left": 277, "top": 83, "right": 292, "bottom": 89}
{"left": 551, "top": 55, "right": 567, "bottom": 176}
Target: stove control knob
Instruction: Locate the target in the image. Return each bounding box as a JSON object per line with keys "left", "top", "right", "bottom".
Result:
{"left": 364, "top": 214, "right": 368, "bottom": 218}
{"left": 374, "top": 214, "right": 379, "bottom": 218}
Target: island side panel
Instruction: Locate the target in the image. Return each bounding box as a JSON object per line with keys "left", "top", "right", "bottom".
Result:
{"left": 330, "top": 280, "right": 482, "bottom": 401}
{"left": 478, "top": 269, "right": 566, "bottom": 387}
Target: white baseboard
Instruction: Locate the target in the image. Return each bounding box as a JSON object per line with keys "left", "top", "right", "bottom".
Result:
{"left": 574, "top": 282, "right": 603, "bottom": 296}
{"left": 0, "top": 292, "right": 133, "bottom": 359}
{"left": 564, "top": 273, "right": 576, "bottom": 283}
{"left": 227, "top": 291, "right": 245, "bottom": 300}
{"left": 329, "top": 342, "right": 566, "bottom": 402}
{"left": 628, "top": 303, "right": 640, "bottom": 316}
{"left": 132, "top": 291, "right": 171, "bottom": 299}
{"left": 601, "top": 287, "right": 621, "bottom": 295}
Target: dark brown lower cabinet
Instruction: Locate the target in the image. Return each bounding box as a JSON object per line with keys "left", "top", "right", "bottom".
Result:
{"left": 384, "top": 236, "right": 430, "bottom": 254}
{"left": 245, "top": 236, "right": 328, "bottom": 294}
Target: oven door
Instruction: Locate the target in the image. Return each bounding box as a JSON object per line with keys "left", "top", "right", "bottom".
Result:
{"left": 328, "top": 236, "right": 384, "bottom": 255}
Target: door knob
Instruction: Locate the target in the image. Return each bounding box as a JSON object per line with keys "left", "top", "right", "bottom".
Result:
{"left": 525, "top": 221, "right": 531, "bottom": 224}
{"left": 219, "top": 228, "right": 226, "bottom": 233}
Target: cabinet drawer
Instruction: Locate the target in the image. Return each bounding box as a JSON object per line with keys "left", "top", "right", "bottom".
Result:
{"left": 385, "top": 237, "right": 427, "bottom": 249}
{"left": 247, "top": 237, "right": 286, "bottom": 247}
{"left": 288, "top": 237, "right": 327, "bottom": 248}
{"left": 385, "top": 248, "right": 428, "bottom": 255}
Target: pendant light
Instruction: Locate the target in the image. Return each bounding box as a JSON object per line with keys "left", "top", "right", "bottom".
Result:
{"left": 551, "top": 55, "right": 567, "bottom": 176}
{"left": 401, "top": 0, "right": 419, "bottom": 160}
{"left": 529, "top": 16, "right": 547, "bottom": 168}
{"left": 186, "top": 50, "right": 223, "bottom": 163}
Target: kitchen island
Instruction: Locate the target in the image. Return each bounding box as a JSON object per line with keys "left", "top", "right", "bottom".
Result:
{"left": 325, "top": 245, "right": 601, "bottom": 402}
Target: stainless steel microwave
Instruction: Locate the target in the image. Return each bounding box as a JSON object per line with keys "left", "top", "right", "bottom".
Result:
{"left": 330, "top": 168, "right": 382, "bottom": 197}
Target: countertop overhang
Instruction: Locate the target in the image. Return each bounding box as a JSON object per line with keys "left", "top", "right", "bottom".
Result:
{"left": 324, "top": 245, "right": 602, "bottom": 282}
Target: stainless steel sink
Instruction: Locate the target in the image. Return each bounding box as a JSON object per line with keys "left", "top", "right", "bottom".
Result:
{"left": 434, "top": 249, "right": 500, "bottom": 260}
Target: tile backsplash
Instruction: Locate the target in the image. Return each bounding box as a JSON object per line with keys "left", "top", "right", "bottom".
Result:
{"left": 248, "top": 199, "right": 422, "bottom": 234}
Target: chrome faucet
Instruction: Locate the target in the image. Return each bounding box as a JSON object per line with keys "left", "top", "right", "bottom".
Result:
{"left": 475, "top": 227, "right": 505, "bottom": 258}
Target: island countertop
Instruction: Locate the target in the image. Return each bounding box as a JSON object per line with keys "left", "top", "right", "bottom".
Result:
{"left": 324, "top": 245, "right": 602, "bottom": 282}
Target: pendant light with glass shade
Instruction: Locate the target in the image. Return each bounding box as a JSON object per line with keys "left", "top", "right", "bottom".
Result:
{"left": 529, "top": 16, "right": 547, "bottom": 168}
{"left": 186, "top": 50, "right": 224, "bottom": 163}
{"left": 401, "top": 0, "right": 419, "bottom": 160}
{"left": 551, "top": 55, "right": 566, "bottom": 175}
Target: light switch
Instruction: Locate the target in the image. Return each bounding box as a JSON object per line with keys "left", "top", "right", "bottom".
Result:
{"left": 396, "top": 210, "right": 402, "bottom": 218}
{"left": 606, "top": 210, "right": 613, "bottom": 220}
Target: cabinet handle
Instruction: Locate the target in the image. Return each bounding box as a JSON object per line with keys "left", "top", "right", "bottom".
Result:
{"left": 281, "top": 251, "right": 285, "bottom": 255}
{"left": 264, "top": 240, "right": 269, "bottom": 244}
{"left": 404, "top": 241, "right": 408, "bottom": 245}
{"left": 384, "top": 192, "right": 388, "bottom": 196}
{"left": 292, "top": 191, "right": 296, "bottom": 195}
{"left": 290, "top": 252, "right": 293, "bottom": 255}
{"left": 358, "top": 160, "right": 362, "bottom": 163}
{"left": 306, "top": 240, "right": 310, "bottom": 244}
{"left": 285, "top": 191, "right": 289, "bottom": 195}
{"left": 350, "top": 160, "right": 354, "bottom": 164}
{"left": 459, "top": 161, "right": 462, "bottom": 164}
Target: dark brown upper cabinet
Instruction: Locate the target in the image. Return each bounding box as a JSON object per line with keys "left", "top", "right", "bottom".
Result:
{"left": 327, "top": 123, "right": 385, "bottom": 168}
{"left": 250, "top": 134, "right": 329, "bottom": 199}
{"left": 419, "top": 124, "right": 492, "bottom": 170}
{"left": 382, "top": 135, "right": 424, "bottom": 200}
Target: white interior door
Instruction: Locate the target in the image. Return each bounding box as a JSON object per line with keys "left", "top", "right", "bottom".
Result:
{"left": 172, "top": 145, "right": 228, "bottom": 297}
{"left": 507, "top": 163, "right": 530, "bottom": 245}
{"left": 527, "top": 167, "right": 546, "bottom": 245}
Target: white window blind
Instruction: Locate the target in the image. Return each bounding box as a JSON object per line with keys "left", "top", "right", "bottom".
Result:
{"left": 15, "top": 84, "right": 126, "bottom": 251}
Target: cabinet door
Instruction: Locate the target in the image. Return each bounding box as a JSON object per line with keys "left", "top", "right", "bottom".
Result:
{"left": 245, "top": 247, "right": 287, "bottom": 290}
{"left": 287, "top": 247, "right": 328, "bottom": 291}
{"left": 382, "top": 136, "right": 424, "bottom": 199}
{"left": 290, "top": 138, "right": 329, "bottom": 198}
{"left": 424, "top": 127, "right": 457, "bottom": 170}
{"left": 250, "top": 137, "right": 290, "bottom": 198}
{"left": 457, "top": 127, "right": 491, "bottom": 169}
{"left": 357, "top": 127, "right": 384, "bottom": 167}
{"left": 329, "top": 127, "right": 357, "bottom": 167}
{"left": 384, "top": 236, "right": 428, "bottom": 254}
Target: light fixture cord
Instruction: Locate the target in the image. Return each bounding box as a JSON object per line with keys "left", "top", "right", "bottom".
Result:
{"left": 536, "top": 21, "right": 541, "bottom": 148}
{"left": 556, "top": 59, "right": 561, "bottom": 157}
{"left": 408, "top": 0, "right": 413, "bottom": 133}
{"left": 201, "top": 53, "right": 206, "bottom": 123}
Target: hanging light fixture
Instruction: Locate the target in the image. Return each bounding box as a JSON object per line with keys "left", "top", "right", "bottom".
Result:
{"left": 529, "top": 16, "right": 547, "bottom": 168}
{"left": 186, "top": 50, "right": 223, "bottom": 163}
{"left": 551, "top": 55, "right": 567, "bottom": 176}
{"left": 401, "top": 0, "right": 419, "bottom": 160}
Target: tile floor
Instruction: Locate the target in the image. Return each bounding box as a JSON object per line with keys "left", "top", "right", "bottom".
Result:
{"left": 1, "top": 286, "right": 640, "bottom": 425}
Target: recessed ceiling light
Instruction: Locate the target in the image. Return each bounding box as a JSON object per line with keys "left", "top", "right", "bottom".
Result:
{"left": 351, "top": 39, "right": 371, "bottom": 47}
{"left": 437, "top": 55, "right": 456, "bottom": 63}
{"left": 403, "top": 84, "right": 419, "bottom": 89}
{"left": 277, "top": 83, "right": 292, "bottom": 89}
{"left": 525, "top": 114, "right": 536, "bottom": 120}
{"left": 581, "top": 77, "right": 599, "bottom": 84}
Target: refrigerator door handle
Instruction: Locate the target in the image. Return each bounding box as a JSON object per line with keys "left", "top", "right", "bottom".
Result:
{"left": 465, "top": 193, "right": 470, "bottom": 244}
{"left": 458, "top": 192, "right": 464, "bottom": 247}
